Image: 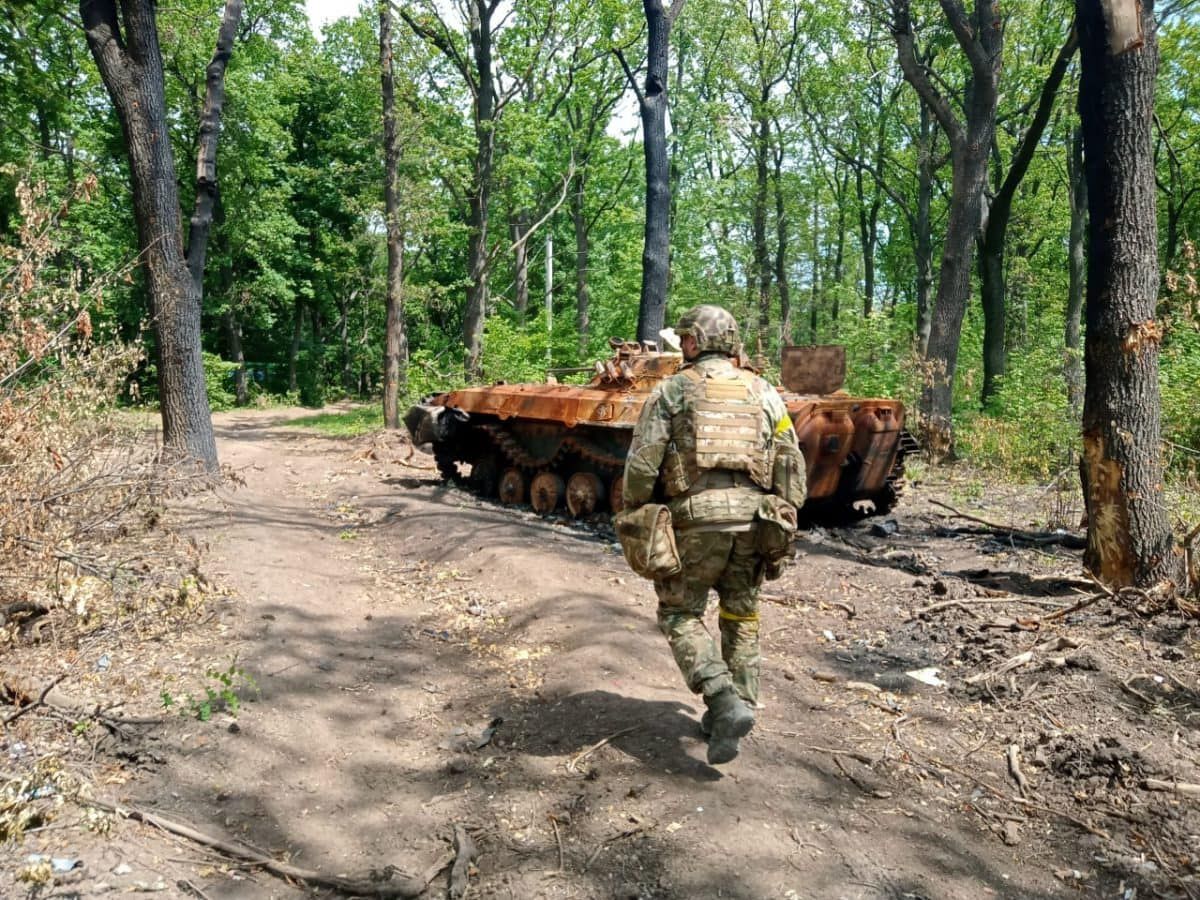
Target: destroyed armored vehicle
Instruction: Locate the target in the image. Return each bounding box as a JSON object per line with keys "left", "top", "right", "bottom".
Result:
{"left": 405, "top": 340, "right": 916, "bottom": 523}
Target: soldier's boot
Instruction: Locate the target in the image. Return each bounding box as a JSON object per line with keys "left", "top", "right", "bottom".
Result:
{"left": 699, "top": 708, "right": 713, "bottom": 737}
{"left": 705, "top": 686, "right": 755, "bottom": 765}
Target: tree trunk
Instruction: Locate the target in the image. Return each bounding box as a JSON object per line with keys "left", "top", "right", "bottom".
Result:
{"left": 809, "top": 186, "right": 820, "bottom": 343}
{"left": 915, "top": 101, "right": 936, "bottom": 356}
{"left": 511, "top": 211, "right": 531, "bottom": 318}
{"left": 855, "top": 166, "right": 879, "bottom": 318}
{"left": 462, "top": 0, "right": 495, "bottom": 378}
{"left": 893, "top": 0, "right": 1001, "bottom": 461}
{"left": 185, "top": 0, "right": 243, "bottom": 297}
{"left": 222, "top": 308, "right": 247, "bottom": 405}
{"left": 380, "top": 0, "right": 408, "bottom": 429}
{"left": 772, "top": 142, "right": 791, "bottom": 346}
{"left": 1077, "top": 0, "right": 1186, "bottom": 590}
{"left": 570, "top": 171, "right": 591, "bottom": 357}
{"left": 979, "top": 31, "right": 1077, "bottom": 405}
{"left": 634, "top": 0, "right": 686, "bottom": 344}
{"left": 81, "top": 0, "right": 218, "bottom": 472}
{"left": 752, "top": 110, "right": 771, "bottom": 348}
{"left": 288, "top": 295, "right": 302, "bottom": 394}
{"left": 1065, "top": 125, "right": 1086, "bottom": 412}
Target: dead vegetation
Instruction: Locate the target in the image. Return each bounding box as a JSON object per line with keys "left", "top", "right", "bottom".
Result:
{"left": 0, "top": 182, "right": 221, "bottom": 885}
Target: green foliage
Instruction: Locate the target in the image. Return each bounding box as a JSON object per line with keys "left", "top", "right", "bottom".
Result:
{"left": 481, "top": 312, "right": 552, "bottom": 384}
{"left": 285, "top": 405, "right": 383, "bottom": 436}
{"left": 203, "top": 352, "right": 241, "bottom": 412}
{"left": 160, "top": 658, "right": 256, "bottom": 722}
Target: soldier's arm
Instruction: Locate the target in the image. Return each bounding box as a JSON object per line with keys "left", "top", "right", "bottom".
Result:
{"left": 622, "top": 383, "right": 673, "bottom": 508}
{"left": 762, "top": 385, "right": 799, "bottom": 448}
{"left": 762, "top": 383, "right": 807, "bottom": 507}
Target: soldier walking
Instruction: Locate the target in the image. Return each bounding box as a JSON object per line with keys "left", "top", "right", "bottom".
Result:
{"left": 620, "top": 305, "right": 806, "bottom": 765}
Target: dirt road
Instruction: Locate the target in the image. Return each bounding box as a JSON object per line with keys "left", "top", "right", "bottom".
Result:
{"left": 19, "top": 406, "right": 1196, "bottom": 899}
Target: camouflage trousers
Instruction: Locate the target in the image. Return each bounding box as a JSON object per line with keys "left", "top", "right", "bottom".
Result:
{"left": 654, "top": 529, "right": 765, "bottom": 705}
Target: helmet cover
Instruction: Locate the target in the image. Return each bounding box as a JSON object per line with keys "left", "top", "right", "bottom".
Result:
{"left": 675, "top": 304, "right": 741, "bottom": 356}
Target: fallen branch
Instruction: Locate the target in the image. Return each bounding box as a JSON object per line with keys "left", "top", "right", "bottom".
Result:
{"left": 583, "top": 821, "right": 649, "bottom": 871}
{"left": 1007, "top": 744, "right": 1030, "bottom": 798}
{"left": 448, "top": 823, "right": 476, "bottom": 900}
{"left": 2, "top": 673, "right": 66, "bottom": 726}
{"left": 548, "top": 814, "right": 565, "bottom": 873}
{"left": 566, "top": 726, "right": 637, "bottom": 774}
{"left": 928, "top": 499, "right": 1086, "bottom": 549}
{"left": 965, "top": 651, "right": 1034, "bottom": 685}
{"left": 1142, "top": 778, "right": 1200, "bottom": 797}
{"left": 832, "top": 755, "right": 893, "bottom": 799}
{"left": 83, "top": 798, "right": 451, "bottom": 898}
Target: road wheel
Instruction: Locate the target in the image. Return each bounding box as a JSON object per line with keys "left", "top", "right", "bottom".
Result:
{"left": 530, "top": 471, "right": 564, "bottom": 514}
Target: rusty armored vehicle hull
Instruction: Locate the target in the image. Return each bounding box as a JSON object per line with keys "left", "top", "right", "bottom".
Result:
{"left": 405, "top": 340, "right": 916, "bottom": 523}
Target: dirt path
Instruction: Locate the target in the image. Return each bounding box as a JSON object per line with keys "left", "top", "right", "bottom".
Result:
{"left": 19, "top": 406, "right": 1197, "bottom": 899}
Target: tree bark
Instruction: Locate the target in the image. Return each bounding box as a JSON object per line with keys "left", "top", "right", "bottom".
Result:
{"left": 81, "top": 0, "right": 218, "bottom": 471}
{"left": 1077, "top": 0, "right": 1186, "bottom": 591}
{"left": 914, "top": 100, "right": 936, "bottom": 356}
{"left": 978, "top": 31, "right": 1077, "bottom": 405}
{"left": 511, "top": 211, "right": 531, "bottom": 318}
{"left": 809, "top": 186, "right": 820, "bottom": 343}
{"left": 752, "top": 110, "right": 772, "bottom": 348}
{"left": 570, "top": 171, "right": 591, "bottom": 357}
{"left": 400, "top": 1, "right": 497, "bottom": 379}
{"left": 1065, "top": 124, "right": 1086, "bottom": 412}
{"left": 772, "top": 139, "right": 791, "bottom": 346}
{"left": 855, "top": 165, "right": 880, "bottom": 318}
{"left": 463, "top": 0, "right": 494, "bottom": 377}
{"left": 630, "top": 0, "right": 686, "bottom": 344}
{"left": 222, "top": 308, "right": 247, "bottom": 405}
{"left": 288, "top": 295, "right": 302, "bottom": 394}
{"left": 185, "top": 0, "right": 243, "bottom": 296}
{"left": 892, "top": 0, "right": 1002, "bottom": 461}
{"left": 380, "top": 0, "right": 408, "bottom": 429}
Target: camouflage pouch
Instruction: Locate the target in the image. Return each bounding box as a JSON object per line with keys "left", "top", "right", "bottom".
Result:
{"left": 753, "top": 494, "right": 798, "bottom": 575}
{"left": 771, "top": 440, "right": 808, "bottom": 509}
{"left": 614, "top": 503, "right": 682, "bottom": 581}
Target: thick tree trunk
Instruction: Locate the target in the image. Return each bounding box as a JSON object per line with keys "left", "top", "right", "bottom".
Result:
{"left": 570, "top": 171, "right": 591, "bottom": 357}
{"left": 893, "top": 0, "right": 1001, "bottom": 461}
{"left": 633, "top": 0, "right": 685, "bottom": 344}
{"left": 1077, "top": 0, "right": 1186, "bottom": 590}
{"left": 978, "top": 235, "right": 1006, "bottom": 405}
{"left": 463, "top": 0, "right": 495, "bottom": 378}
{"left": 380, "top": 0, "right": 408, "bottom": 429}
{"left": 915, "top": 101, "right": 936, "bottom": 356}
{"left": 81, "top": 0, "right": 218, "bottom": 472}
{"left": 1065, "top": 125, "right": 1086, "bottom": 412}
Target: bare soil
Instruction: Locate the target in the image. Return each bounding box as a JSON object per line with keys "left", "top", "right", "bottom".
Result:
{"left": 4, "top": 405, "right": 1199, "bottom": 899}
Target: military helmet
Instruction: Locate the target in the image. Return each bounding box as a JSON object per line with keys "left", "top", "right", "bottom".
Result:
{"left": 675, "top": 304, "right": 741, "bottom": 356}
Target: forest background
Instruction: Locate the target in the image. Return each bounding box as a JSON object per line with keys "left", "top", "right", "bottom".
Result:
{"left": 2, "top": 0, "right": 1199, "bottom": 487}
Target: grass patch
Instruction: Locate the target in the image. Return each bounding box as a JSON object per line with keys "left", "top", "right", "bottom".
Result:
{"left": 285, "top": 405, "right": 383, "bottom": 437}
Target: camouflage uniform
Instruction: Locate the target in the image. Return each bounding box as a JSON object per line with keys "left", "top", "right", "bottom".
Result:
{"left": 623, "top": 307, "right": 802, "bottom": 715}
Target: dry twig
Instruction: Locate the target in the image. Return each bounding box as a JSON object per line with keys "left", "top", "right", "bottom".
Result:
{"left": 83, "top": 798, "right": 451, "bottom": 898}
{"left": 566, "top": 726, "right": 637, "bottom": 773}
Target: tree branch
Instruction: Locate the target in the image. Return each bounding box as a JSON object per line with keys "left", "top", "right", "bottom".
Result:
{"left": 891, "top": 0, "right": 963, "bottom": 146}
{"left": 614, "top": 47, "right": 646, "bottom": 107}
